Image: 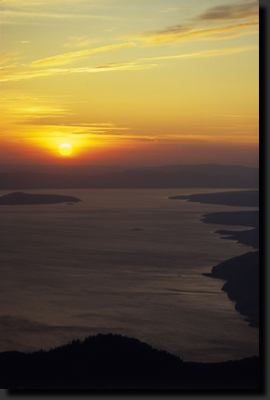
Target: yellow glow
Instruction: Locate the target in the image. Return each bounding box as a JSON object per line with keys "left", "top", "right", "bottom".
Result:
{"left": 0, "top": 0, "right": 259, "bottom": 167}
{"left": 59, "top": 143, "right": 73, "bottom": 156}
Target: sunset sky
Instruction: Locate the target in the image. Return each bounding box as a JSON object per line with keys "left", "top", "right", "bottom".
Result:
{"left": 0, "top": 0, "right": 259, "bottom": 166}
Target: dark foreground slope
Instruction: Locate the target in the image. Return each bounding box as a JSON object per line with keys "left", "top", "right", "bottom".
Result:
{"left": 0, "top": 334, "right": 260, "bottom": 389}
{"left": 0, "top": 192, "right": 82, "bottom": 205}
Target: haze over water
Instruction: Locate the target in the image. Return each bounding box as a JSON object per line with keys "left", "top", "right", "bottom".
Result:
{"left": 0, "top": 189, "right": 259, "bottom": 362}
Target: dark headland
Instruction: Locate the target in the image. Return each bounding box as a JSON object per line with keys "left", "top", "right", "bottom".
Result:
{"left": 201, "top": 210, "right": 259, "bottom": 249}
{"left": 203, "top": 252, "right": 259, "bottom": 327}
{"left": 0, "top": 192, "right": 82, "bottom": 205}
{"left": 169, "top": 189, "right": 259, "bottom": 207}
{"left": 169, "top": 190, "right": 259, "bottom": 328}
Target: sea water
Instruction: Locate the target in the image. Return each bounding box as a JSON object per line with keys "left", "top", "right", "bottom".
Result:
{"left": 0, "top": 189, "right": 259, "bottom": 362}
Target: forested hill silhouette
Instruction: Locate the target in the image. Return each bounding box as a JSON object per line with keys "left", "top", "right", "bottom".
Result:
{"left": 0, "top": 164, "right": 258, "bottom": 189}
{"left": 0, "top": 334, "right": 260, "bottom": 389}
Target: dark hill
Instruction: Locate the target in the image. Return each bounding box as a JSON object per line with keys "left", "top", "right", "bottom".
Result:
{"left": 0, "top": 192, "right": 82, "bottom": 205}
{"left": 0, "top": 334, "right": 260, "bottom": 389}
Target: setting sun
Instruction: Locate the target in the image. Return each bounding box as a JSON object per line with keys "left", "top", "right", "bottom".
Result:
{"left": 59, "top": 143, "right": 73, "bottom": 156}
{"left": 0, "top": 0, "right": 258, "bottom": 167}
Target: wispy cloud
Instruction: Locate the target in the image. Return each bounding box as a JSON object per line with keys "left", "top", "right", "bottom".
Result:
{"left": 0, "top": 1, "right": 117, "bottom": 25}
{"left": 34, "top": 123, "right": 130, "bottom": 136}
{"left": 0, "top": 51, "right": 21, "bottom": 64}
{"left": 160, "top": 7, "right": 183, "bottom": 14}
{"left": 32, "top": 42, "right": 137, "bottom": 66}
{"left": 199, "top": 1, "right": 259, "bottom": 20}
{"left": 0, "top": 51, "right": 21, "bottom": 71}
{"left": 1, "top": 9, "right": 114, "bottom": 22}
{"left": 66, "top": 123, "right": 131, "bottom": 136}
{"left": 1, "top": 62, "right": 156, "bottom": 82}
{"left": 63, "top": 36, "right": 100, "bottom": 48}
{"left": 141, "top": 45, "right": 258, "bottom": 61}
{"left": 0, "top": 94, "right": 75, "bottom": 138}
{"left": 0, "top": 93, "right": 134, "bottom": 140}
{"left": 132, "top": 1, "right": 259, "bottom": 47}
{"left": 0, "top": 65, "right": 17, "bottom": 71}
{"left": 137, "top": 21, "right": 258, "bottom": 46}
{"left": 0, "top": 0, "right": 85, "bottom": 4}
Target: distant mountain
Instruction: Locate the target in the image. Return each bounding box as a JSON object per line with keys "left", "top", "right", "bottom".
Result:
{"left": 0, "top": 164, "right": 259, "bottom": 190}
{"left": 0, "top": 164, "right": 130, "bottom": 175}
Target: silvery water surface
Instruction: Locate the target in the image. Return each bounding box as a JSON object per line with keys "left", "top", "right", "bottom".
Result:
{"left": 0, "top": 189, "right": 259, "bottom": 362}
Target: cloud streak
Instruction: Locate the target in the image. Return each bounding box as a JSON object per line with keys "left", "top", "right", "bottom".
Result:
{"left": 1, "top": 9, "right": 115, "bottom": 23}
{"left": 32, "top": 43, "right": 136, "bottom": 66}
{"left": 138, "top": 20, "right": 259, "bottom": 46}
{"left": 132, "top": 2, "right": 259, "bottom": 47}
{"left": 1, "top": 62, "right": 156, "bottom": 82}
{"left": 199, "top": 1, "right": 259, "bottom": 20}
{"left": 0, "top": 1, "right": 118, "bottom": 25}
{"left": 0, "top": 51, "right": 21, "bottom": 64}
{"left": 141, "top": 45, "right": 258, "bottom": 61}
{"left": 63, "top": 36, "right": 100, "bottom": 48}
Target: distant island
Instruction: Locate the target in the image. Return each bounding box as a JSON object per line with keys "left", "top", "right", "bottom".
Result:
{"left": 169, "top": 190, "right": 259, "bottom": 328}
{"left": 0, "top": 192, "right": 82, "bottom": 205}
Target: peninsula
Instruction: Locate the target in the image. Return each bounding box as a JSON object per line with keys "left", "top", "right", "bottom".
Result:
{"left": 169, "top": 190, "right": 259, "bottom": 328}
{"left": 169, "top": 189, "right": 259, "bottom": 207}
{"left": 0, "top": 192, "right": 82, "bottom": 205}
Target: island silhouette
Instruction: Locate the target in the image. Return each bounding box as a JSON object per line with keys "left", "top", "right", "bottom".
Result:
{"left": 0, "top": 192, "right": 82, "bottom": 205}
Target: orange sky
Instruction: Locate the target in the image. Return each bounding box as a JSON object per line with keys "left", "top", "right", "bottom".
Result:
{"left": 0, "top": 0, "right": 259, "bottom": 166}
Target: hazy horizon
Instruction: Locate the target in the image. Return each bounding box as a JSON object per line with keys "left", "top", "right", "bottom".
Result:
{"left": 0, "top": 162, "right": 260, "bottom": 170}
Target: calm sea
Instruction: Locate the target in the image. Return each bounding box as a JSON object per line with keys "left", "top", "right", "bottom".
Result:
{"left": 0, "top": 189, "right": 259, "bottom": 362}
